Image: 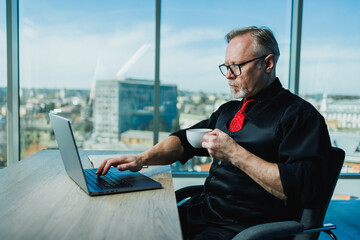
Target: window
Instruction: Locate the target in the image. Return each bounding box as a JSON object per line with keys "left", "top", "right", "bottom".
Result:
{"left": 0, "top": 0, "right": 6, "bottom": 168}
{"left": 300, "top": 0, "right": 360, "bottom": 173}
{"left": 12, "top": 0, "right": 359, "bottom": 176}
{"left": 19, "top": 0, "right": 156, "bottom": 158}
{"left": 162, "top": 0, "right": 291, "bottom": 171}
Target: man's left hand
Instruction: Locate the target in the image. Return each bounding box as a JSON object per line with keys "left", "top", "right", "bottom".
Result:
{"left": 201, "top": 128, "right": 242, "bottom": 163}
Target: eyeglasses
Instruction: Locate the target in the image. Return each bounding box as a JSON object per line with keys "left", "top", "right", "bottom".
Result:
{"left": 219, "top": 55, "right": 268, "bottom": 76}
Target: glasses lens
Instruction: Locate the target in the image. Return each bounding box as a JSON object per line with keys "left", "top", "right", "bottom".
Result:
{"left": 219, "top": 64, "right": 241, "bottom": 76}
{"left": 219, "top": 65, "right": 228, "bottom": 76}
{"left": 230, "top": 64, "right": 241, "bottom": 76}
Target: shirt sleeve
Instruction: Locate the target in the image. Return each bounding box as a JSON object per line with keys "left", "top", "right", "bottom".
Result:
{"left": 276, "top": 102, "right": 331, "bottom": 208}
{"left": 170, "top": 106, "right": 222, "bottom": 165}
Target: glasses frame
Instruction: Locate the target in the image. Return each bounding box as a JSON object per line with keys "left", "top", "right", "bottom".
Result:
{"left": 219, "top": 55, "right": 269, "bottom": 76}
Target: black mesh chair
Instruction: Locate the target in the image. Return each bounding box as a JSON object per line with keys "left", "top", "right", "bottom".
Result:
{"left": 176, "top": 147, "right": 345, "bottom": 240}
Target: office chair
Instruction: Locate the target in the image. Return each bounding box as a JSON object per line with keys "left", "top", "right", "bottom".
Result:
{"left": 176, "top": 147, "right": 345, "bottom": 240}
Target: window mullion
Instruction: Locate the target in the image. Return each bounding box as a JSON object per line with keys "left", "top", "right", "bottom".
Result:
{"left": 6, "top": 0, "right": 20, "bottom": 165}
{"left": 288, "top": 0, "right": 303, "bottom": 95}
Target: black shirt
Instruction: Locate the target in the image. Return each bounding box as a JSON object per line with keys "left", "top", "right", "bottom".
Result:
{"left": 171, "top": 78, "right": 331, "bottom": 228}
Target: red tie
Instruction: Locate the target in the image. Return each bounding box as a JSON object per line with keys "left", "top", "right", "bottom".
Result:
{"left": 229, "top": 98, "right": 255, "bottom": 132}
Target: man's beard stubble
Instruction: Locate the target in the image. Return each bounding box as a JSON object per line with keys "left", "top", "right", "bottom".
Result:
{"left": 229, "top": 81, "right": 249, "bottom": 100}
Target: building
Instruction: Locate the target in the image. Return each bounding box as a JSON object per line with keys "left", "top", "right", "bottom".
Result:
{"left": 320, "top": 94, "right": 360, "bottom": 130}
{"left": 330, "top": 132, "right": 360, "bottom": 173}
{"left": 119, "top": 129, "right": 171, "bottom": 149}
{"left": 94, "top": 78, "right": 178, "bottom": 140}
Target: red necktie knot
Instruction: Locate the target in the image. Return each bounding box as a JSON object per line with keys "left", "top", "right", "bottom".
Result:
{"left": 229, "top": 98, "right": 255, "bottom": 132}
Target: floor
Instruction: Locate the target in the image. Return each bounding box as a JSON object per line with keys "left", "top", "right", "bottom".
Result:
{"left": 319, "top": 200, "right": 360, "bottom": 240}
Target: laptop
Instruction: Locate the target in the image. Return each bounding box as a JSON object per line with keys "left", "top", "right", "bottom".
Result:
{"left": 49, "top": 112, "right": 162, "bottom": 196}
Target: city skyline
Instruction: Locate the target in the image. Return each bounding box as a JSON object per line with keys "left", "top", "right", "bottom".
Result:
{"left": 1, "top": 76, "right": 359, "bottom": 172}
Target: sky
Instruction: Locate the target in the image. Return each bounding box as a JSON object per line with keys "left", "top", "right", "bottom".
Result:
{"left": 1, "top": 0, "right": 360, "bottom": 95}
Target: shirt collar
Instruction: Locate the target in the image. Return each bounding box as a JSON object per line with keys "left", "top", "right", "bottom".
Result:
{"left": 252, "top": 77, "right": 283, "bottom": 102}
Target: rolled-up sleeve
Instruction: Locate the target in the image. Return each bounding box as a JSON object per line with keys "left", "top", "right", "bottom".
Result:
{"left": 276, "top": 103, "right": 331, "bottom": 208}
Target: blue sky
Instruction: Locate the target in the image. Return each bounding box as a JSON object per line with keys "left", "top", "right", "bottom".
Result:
{"left": 1, "top": 0, "right": 360, "bottom": 95}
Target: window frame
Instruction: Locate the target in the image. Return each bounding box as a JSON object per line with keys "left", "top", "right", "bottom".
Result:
{"left": 5, "top": 0, "right": 360, "bottom": 178}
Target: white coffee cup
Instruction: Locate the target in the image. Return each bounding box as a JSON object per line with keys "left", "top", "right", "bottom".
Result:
{"left": 186, "top": 128, "right": 213, "bottom": 148}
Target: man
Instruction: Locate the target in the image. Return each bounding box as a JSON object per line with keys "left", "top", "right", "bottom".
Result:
{"left": 97, "top": 26, "right": 331, "bottom": 239}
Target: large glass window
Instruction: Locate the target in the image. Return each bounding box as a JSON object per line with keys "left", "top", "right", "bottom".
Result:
{"left": 162, "top": 0, "right": 292, "bottom": 171}
{"left": 0, "top": 0, "right": 7, "bottom": 168}
{"left": 19, "top": 1, "right": 156, "bottom": 159}
{"left": 300, "top": 0, "right": 360, "bottom": 174}
{"left": 7, "top": 0, "right": 360, "bottom": 177}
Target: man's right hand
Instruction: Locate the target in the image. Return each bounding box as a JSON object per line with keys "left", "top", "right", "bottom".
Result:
{"left": 96, "top": 154, "right": 144, "bottom": 176}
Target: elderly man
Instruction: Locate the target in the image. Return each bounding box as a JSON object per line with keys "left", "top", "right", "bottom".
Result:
{"left": 97, "top": 26, "right": 331, "bottom": 240}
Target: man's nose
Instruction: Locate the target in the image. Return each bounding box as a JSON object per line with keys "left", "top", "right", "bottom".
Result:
{"left": 226, "top": 69, "right": 235, "bottom": 79}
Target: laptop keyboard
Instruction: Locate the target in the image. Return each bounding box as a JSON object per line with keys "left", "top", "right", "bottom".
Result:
{"left": 84, "top": 169, "right": 133, "bottom": 190}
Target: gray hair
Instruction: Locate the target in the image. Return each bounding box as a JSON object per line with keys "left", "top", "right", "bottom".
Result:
{"left": 225, "top": 26, "right": 280, "bottom": 63}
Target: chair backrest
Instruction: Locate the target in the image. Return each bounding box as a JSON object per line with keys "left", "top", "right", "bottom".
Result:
{"left": 294, "top": 147, "right": 345, "bottom": 240}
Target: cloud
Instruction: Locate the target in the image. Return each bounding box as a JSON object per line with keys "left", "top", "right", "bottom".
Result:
{"left": 19, "top": 21, "right": 156, "bottom": 89}
{"left": 14, "top": 16, "right": 360, "bottom": 95}
{"left": 16, "top": 20, "right": 294, "bottom": 94}
{"left": 299, "top": 44, "right": 360, "bottom": 95}
{"left": 18, "top": 19, "right": 230, "bottom": 92}
{"left": 0, "top": 27, "right": 7, "bottom": 86}
{"left": 162, "top": 26, "right": 224, "bottom": 48}
{"left": 301, "top": 43, "right": 360, "bottom": 62}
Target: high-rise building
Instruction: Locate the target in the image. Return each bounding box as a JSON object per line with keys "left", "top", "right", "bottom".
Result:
{"left": 94, "top": 78, "right": 178, "bottom": 140}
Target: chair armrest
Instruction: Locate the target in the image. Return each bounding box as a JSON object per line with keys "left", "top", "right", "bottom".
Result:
{"left": 232, "top": 221, "right": 304, "bottom": 240}
{"left": 175, "top": 185, "right": 203, "bottom": 203}
{"left": 303, "top": 223, "right": 337, "bottom": 240}
{"left": 303, "top": 222, "right": 336, "bottom": 233}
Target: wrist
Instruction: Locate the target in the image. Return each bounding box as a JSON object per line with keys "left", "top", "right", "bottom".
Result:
{"left": 230, "top": 144, "right": 249, "bottom": 166}
{"left": 136, "top": 152, "right": 147, "bottom": 166}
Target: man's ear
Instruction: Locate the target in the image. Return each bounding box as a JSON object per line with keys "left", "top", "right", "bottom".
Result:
{"left": 264, "top": 54, "right": 275, "bottom": 73}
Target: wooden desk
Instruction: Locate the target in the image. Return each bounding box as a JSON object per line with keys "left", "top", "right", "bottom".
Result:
{"left": 0, "top": 150, "right": 182, "bottom": 240}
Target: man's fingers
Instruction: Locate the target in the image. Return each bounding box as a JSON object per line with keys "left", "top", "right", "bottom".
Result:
{"left": 96, "top": 155, "right": 142, "bottom": 176}
{"left": 101, "top": 159, "right": 115, "bottom": 175}
{"left": 96, "top": 156, "right": 126, "bottom": 176}
{"left": 208, "top": 150, "right": 215, "bottom": 159}
{"left": 96, "top": 158, "right": 109, "bottom": 176}
{"left": 117, "top": 162, "right": 134, "bottom": 171}
{"left": 209, "top": 131, "right": 218, "bottom": 135}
